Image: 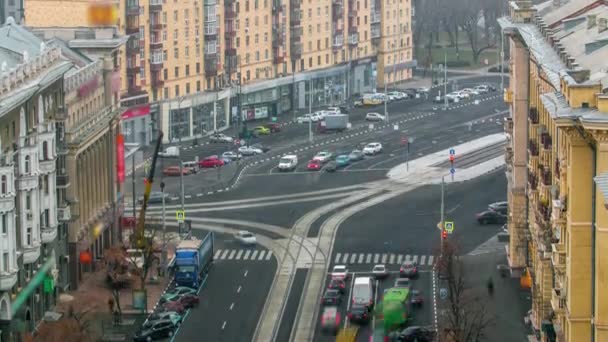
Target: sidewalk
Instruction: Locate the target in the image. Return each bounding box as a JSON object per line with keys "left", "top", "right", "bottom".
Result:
{"left": 436, "top": 249, "right": 533, "bottom": 342}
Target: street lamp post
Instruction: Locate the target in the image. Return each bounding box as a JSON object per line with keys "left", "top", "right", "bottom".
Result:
{"left": 440, "top": 176, "right": 446, "bottom": 257}
{"left": 175, "top": 97, "right": 186, "bottom": 226}
{"left": 160, "top": 180, "right": 167, "bottom": 275}
{"left": 308, "top": 78, "right": 313, "bottom": 143}
{"left": 443, "top": 53, "right": 448, "bottom": 109}
{"left": 406, "top": 137, "right": 414, "bottom": 171}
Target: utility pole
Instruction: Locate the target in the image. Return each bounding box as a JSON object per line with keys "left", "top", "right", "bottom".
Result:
{"left": 309, "top": 78, "right": 313, "bottom": 143}
{"left": 131, "top": 152, "right": 136, "bottom": 218}
{"left": 440, "top": 176, "right": 446, "bottom": 257}
{"left": 176, "top": 97, "right": 186, "bottom": 216}
{"left": 384, "top": 58, "right": 388, "bottom": 123}
{"left": 160, "top": 180, "right": 167, "bottom": 275}
{"left": 500, "top": 28, "right": 505, "bottom": 92}
{"left": 443, "top": 53, "right": 448, "bottom": 109}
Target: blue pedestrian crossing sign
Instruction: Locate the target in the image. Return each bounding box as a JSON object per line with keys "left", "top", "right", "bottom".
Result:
{"left": 449, "top": 148, "right": 456, "bottom": 155}
{"left": 444, "top": 221, "right": 454, "bottom": 233}
{"left": 450, "top": 167, "right": 456, "bottom": 174}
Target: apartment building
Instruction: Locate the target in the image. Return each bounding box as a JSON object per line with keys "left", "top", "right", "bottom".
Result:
{"left": 25, "top": 0, "right": 414, "bottom": 144}
{"left": 0, "top": 0, "right": 24, "bottom": 25}
{"left": 0, "top": 17, "right": 73, "bottom": 339}
{"left": 500, "top": 0, "right": 608, "bottom": 341}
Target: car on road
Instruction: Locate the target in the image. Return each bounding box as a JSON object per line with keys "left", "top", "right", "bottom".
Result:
{"left": 324, "top": 161, "right": 337, "bottom": 173}
{"left": 391, "top": 326, "right": 436, "bottom": 342}
{"left": 372, "top": 264, "right": 389, "bottom": 279}
{"left": 235, "top": 231, "right": 257, "bottom": 245}
{"left": 238, "top": 145, "right": 263, "bottom": 156}
{"left": 327, "top": 278, "right": 346, "bottom": 293}
{"left": 321, "top": 289, "right": 342, "bottom": 305}
{"left": 416, "top": 87, "right": 430, "bottom": 94}
{"left": 411, "top": 289, "right": 424, "bottom": 306}
{"left": 461, "top": 88, "right": 480, "bottom": 96}
{"left": 353, "top": 98, "right": 364, "bottom": 107}
{"left": 222, "top": 151, "right": 242, "bottom": 160}
{"left": 474, "top": 85, "right": 490, "bottom": 94}
{"left": 347, "top": 304, "right": 370, "bottom": 323}
{"left": 388, "top": 91, "right": 407, "bottom": 100}
{"left": 199, "top": 156, "right": 225, "bottom": 168}
{"left": 133, "top": 319, "right": 177, "bottom": 341}
{"left": 264, "top": 123, "right": 281, "bottom": 132}
{"left": 252, "top": 126, "right": 271, "bottom": 135}
{"left": 143, "top": 311, "right": 182, "bottom": 329}
{"left": 476, "top": 210, "right": 507, "bottom": 224}
{"left": 335, "top": 154, "right": 350, "bottom": 167}
{"left": 307, "top": 159, "right": 323, "bottom": 171}
{"left": 251, "top": 143, "right": 271, "bottom": 153}
{"left": 365, "top": 112, "right": 385, "bottom": 121}
{"left": 320, "top": 306, "right": 341, "bottom": 335}
{"left": 331, "top": 265, "right": 349, "bottom": 280}
{"left": 278, "top": 154, "right": 298, "bottom": 171}
{"left": 394, "top": 277, "right": 411, "bottom": 289}
{"left": 488, "top": 201, "right": 508, "bottom": 215}
{"left": 163, "top": 166, "right": 191, "bottom": 176}
{"left": 210, "top": 133, "right": 234, "bottom": 143}
{"left": 399, "top": 261, "right": 419, "bottom": 278}
{"left": 326, "top": 106, "right": 342, "bottom": 115}
{"left": 445, "top": 93, "right": 460, "bottom": 102}
{"left": 348, "top": 150, "right": 364, "bottom": 161}
{"left": 159, "top": 146, "right": 180, "bottom": 157}
{"left": 363, "top": 142, "right": 383, "bottom": 155}
{"left": 313, "top": 151, "right": 333, "bottom": 163}
{"left": 139, "top": 191, "right": 170, "bottom": 204}
{"left": 160, "top": 287, "right": 197, "bottom": 303}
{"left": 297, "top": 113, "right": 320, "bottom": 123}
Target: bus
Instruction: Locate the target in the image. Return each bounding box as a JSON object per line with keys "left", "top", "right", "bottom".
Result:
{"left": 377, "top": 287, "right": 412, "bottom": 334}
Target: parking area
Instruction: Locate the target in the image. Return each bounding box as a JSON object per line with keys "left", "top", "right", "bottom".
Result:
{"left": 313, "top": 265, "right": 434, "bottom": 342}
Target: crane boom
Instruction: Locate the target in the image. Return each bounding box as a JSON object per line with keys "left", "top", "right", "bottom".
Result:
{"left": 135, "top": 131, "right": 164, "bottom": 247}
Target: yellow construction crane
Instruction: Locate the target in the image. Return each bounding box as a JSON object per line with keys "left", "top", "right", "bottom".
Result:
{"left": 336, "top": 327, "right": 358, "bottom": 342}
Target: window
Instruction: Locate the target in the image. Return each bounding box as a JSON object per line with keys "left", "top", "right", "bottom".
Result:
{"left": 185, "top": 29, "right": 189, "bottom": 39}
{"left": 3, "top": 252, "right": 8, "bottom": 272}
{"left": 163, "top": 12, "right": 167, "bottom": 23}
{"left": 308, "top": 41, "right": 312, "bottom": 51}
{"left": 43, "top": 209, "right": 50, "bottom": 228}
{"left": 309, "top": 57, "right": 312, "bottom": 68}
{"left": 325, "top": 38, "right": 329, "bottom": 48}
{"left": 317, "top": 7, "right": 320, "bottom": 16}
{"left": 197, "top": 81, "right": 201, "bottom": 91}
{"left": 186, "top": 65, "right": 190, "bottom": 76}
{"left": 254, "top": 0, "right": 258, "bottom": 9}
{"left": 264, "top": 15, "right": 268, "bottom": 25}
{"left": 317, "top": 40, "right": 321, "bottom": 50}
{"left": 264, "top": 32, "right": 268, "bottom": 42}
{"left": 265, "top": 49, "right": 269, "bottom": 59}
{"left": 246, "top": 70, "right": 250, "bottom": 80}
{"left": 1, "top": 214, "right": 7, "bottom": 234}
{"left": 163, "top": 50, "right": 168, "bottom": 61}
{"left": 164, "top": 87, "right": 169, "bottom": 99}
{"left": 255, "top": 16, "right": 258, "bottom": 26}
{"left": 173, "top": 10, "right": 178, "bottom": 21}
{"left": 26, "top": 192, "right": 31, "bottom": 210}
{"left": 42, "top": 141, "right": 48, "bottom": 160}
{"left": 175, "top": 85, "right": 180, "bottom": 96}
{"left": 308, "top": 9, "right": 312, "bottom": 18}
{"left": 256, "top": 51, "right": 260, "bottom": 61}
{"left": 246, "top": 36, "right": 250, "bottom": 46}
{"left": 162, "top": 30, "right": 167, "bottom": 41}
{"left": 42, "top": 175, "right": 49, "bottom": 194}
{"left": 185, "top": 8, "right": 189, "bottom": 19}
{"left": 26, "top": 227, "right": 32, "bottom": 245}
{"left": 326, "top": 54, "right": 329, "bottom": 63}
{"left": 317, "top": 24, "right": 320, "bottom": 33}
{"left": 245, "top": 0, "right": 249, "bottom": 11}
{"left": 174, "top": 48, "right": 179, "bottom": 58}
{"left": 318, "top": 55, "right": 321, "bottom": 65}
{"left": 174, "top": 67, "right": 179, "bottom": 77}
{"left": 186, "top": 83, "right": 191, "bottom": 94}
{"left": 185, "top": 46, "right": 189, "bottom": 57}
{"left": 196, "top": 62, "right": 201, "bottom": 74}
{"left": 24, "top": 155, "right": 30, "bottom": 174}
{"left": 1, "top": 175, "right": 6, "bottom": 194}
{"left": 255, "top": 34, "right": 259, "bottom": 43}
{"left": 173, "top": 29, "right": 178, "bottom": 41}
{"left": 164, "top": 69, "right": 168, "bottom": 80}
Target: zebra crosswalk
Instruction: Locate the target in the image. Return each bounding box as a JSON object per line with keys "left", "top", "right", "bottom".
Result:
{"left": 333, "top": 252, "right": 436, "bottom": 266}
{"left": 213, "top": 248, "right": 274, "bottom": 261}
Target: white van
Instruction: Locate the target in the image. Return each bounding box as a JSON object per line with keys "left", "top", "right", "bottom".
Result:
{"left": 352, "top": 276, "right": 374, "bottom": 309}
{"left": 278, "top": 155, "right": 298, "bottom": 171}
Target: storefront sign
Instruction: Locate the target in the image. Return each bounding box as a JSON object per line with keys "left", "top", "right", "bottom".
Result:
{"left": 77, "top": 77, "right": 99, "bottom": 98}
{"left": 255, "top": 107, "right": 268, "bottom": 119}
{"left": 122, "top": 104, "right": 151, "bottom": 120}
{"left": 242, "top": 107, "right": 268, "bottom": 121}
{"left": 116, "top": 134, "right": 125, "bottom": 183}
{"left": 242, "top": 108, "right": 254, "bottom": 121}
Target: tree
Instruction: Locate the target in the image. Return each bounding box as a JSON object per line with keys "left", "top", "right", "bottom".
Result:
{"left": 437, "top": 242, "right": 495, "bottom": 342}
{"left": 23, "top": 306, "right": 94, "bottom": 342}
{"left": 457, "top": 0, "right": 497, "bottom": 64}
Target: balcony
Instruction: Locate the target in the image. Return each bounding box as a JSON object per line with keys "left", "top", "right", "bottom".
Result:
{"left": 0, "top": 270, "right": 17, "bottom": 291}
{"left": 552, "top": 198, "right": 566, "bottom": 224}
{"left": 348, "top": 32, "right": 358, "bottom": 45}
{"left": 291, "top": 26, "right": 303, "bottom": 39}
{"left": 333, "top": 7, "right": 344, "bottom": 19}
{"left": 225, "top": 47, "right": 237, "bottom": 56}
{"left": 151, "top": 74, "right": 164, "bottom": 87}
{"left": 58, "top": 204, "right": 71, "bottom": 222}
{"left": 504, "top": 117, "right": 513, "bottom": 137}
{"left": 551, "top": 288, "right": 566, "bottom": 314}
{"left": 149, "top": 37, "right": 162, "bottom": 49}
{"left": 272, "top": 34, "right": 284, "bottom": 47}
{"left": 225, "top": 55, "right": 237, "bottom": 72}
{"left": 204, "top": 23, "right": 218, "bottom": 36}
{"left": 537, "top": 199, "right": 550, "bottom": 225}
{"left": 56, "top": 174, "right": 70, "bottom": 188}
{"left": 127, "top": 63, "right": 141, "bottom": 75}
{"left": 371, "top": 11, "right": 381, "bottom": 24}
{"left": 56, "top": 105, "right": 67, "bottom": 120}
{"left": 39, "top": 159, "right": 56, "bottom": 174}
{"left": 541, "top": 132, "right": 552, "bottom": 150}
{"left": 371, "top": 26, "right": 381, "bottom": 39}
{"left": 551, "top": 243, "right": 566, "bottom": 272}
{"left": 150, "top": 58, "right": 163, "bottom": 72}
{"left": 205, "top": 57, "right": 218, "bottom": 76}
{"left": 504, "top": 88, "right": 513, "bottom": 103}
{"left": 333, "top": 35, "right": 344, "bottom": 48}
{"left": 126, "top": 25, "right": 139, "bottom": 35}
{"left": 349, "top": 9, "right": 358, "bottom": 18}
{"left": 528, "top": 171, "right": 538, "bottom": 191}
{"left": 41, "top": 226, "right": 57, "bottom": 244}
{"left": 126, "top": 39, "right": 140, "bottom": 54}
{"left": 225, "top": 7, "right": 236, "bottom": 19}
{"left": 542, "top": 168, "right": 552, "bottom": 186}
{"left": 150, "top": 21, "right": 164, "bottom": 30}
{"left": 225, "top": 22, "right": 236, "bottom": 37}
{"left": 528, "top": 139, "right": 539, "bottom": 157}
{"left": 529, "top": 108, "right": 539, "bottom": 124}
{"left": 149, "top": 0, "right": 163, "bottom": 11}
{"left": 126, "top": 3, "right": 140, "bottom": 16}
{"left": 290, "top": 9, "right": 301, "bottom": 25}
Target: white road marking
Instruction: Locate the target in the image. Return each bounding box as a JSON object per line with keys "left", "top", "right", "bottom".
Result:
{"left": 222, "top": 321, "right": 227, "bottom": 330}
{"left": 381, "top": 254, "right": 388, "bottom": 263}
{"left": 335, "top": 253, "right": 341, "bottom": 263}
{"left": 244, "top": 250, "right": 251, "bottom": 260}
{"left": 397, "top": 254, "right": 403, "bottom": 264}
{"left": 251, "top": 250, "right": 259, "bottom": 260}
{"left": 428, "top": 255, "right": 435, "bottom": 266}
{"left": 266, "top": 251, "right": 273, "bottom": 260}
{"left": 420, "top": 255, "right": 427, "bottom": 265}
{"left": 237, "top": 286, "right": 242, "bottom": 293}
{"left": 214, "top": 249, "right": 222, "bottom": 259}
{"left": 389, "top": 254, "right": 395, "bottom": 264}
{"left": 405, "top": 255, "right": 412, "bottom": 262}
{"left": 229, "top": 303, "right": 235, "bottom": 310}
{"left": 342, "top": 253, "right": 349, "bottom": 264}
{"left": 228, "top": 250, "right": 236, "bottom": 260}
{"left": 235, "top": 250, "right": 243, "bottom": 260}
{"left": 366, "top": 254, "right": 372, "bottom": 263}
{"left": 350, "top": 254, "right": 357, "bottom": 264}
{"left": 244, "top": 270, "right": 248, "bottom": 277}
{"left": 258, "top": 250, "right": 267, "bottom": 260}
{"left": 412, "top": 255, "right": 418, "bottom": 263}
{"left": 221, "top": 250, "right": 230, "bottom": 259}
{"left": 374, "top": 254, "right": 380, "bottom": 263}
{"left": 358, "top": 254, "right": 364, "bottom": 264}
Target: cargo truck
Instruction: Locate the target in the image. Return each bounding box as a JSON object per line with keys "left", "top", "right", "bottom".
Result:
{"left": 318, "top": 114, "right": 349, "bottom": 133}
{"left": 174, "top": 232, "right": 214, "bottom": 288}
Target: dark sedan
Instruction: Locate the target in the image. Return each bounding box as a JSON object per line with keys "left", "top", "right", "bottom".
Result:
{"left": 476, "top": 210, "right": 507, "bottom": 224}
{"left": 347, "top": 304, "right": 370, "bottom": 323}
{"left": 321, "top": 289, "right": 342, "bottom": 305}
{"left": 327, "top": 279, "right": 346, "bottom": 294}
{"left": 133, "top": 319, "right": 176, "bottom": 341}
{"left": 392, "top": 326, "right": 436, "bottom": 342}
{"left": 264, "top": 123, "right": 281, "bottom": 132}
{"left": 488, "top": 201, "right": 508, "bottom": 215}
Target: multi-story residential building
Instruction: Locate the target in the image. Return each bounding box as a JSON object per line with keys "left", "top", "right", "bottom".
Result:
{"left": 0, "top": 17, "right": 73, "bottom": 339}
{"left": 25, "top": 0, "right": 415, "bottom": 144}
{"left": 500, "top": 1, "right": 608, "bottom": 341}
{"left": 0, "top": 0, "right": 24, "bottom": 25}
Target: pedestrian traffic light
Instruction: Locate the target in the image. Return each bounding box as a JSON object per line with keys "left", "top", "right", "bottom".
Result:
{"left": 442, "top": 230, "right": 448, "bottom": 239}
{"left": 449, "top": 154, "right": 455, "bottom": 163}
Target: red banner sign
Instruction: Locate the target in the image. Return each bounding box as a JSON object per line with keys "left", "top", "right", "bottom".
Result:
{"left": 116, "top": 134, "right": 125, "bottom": 183}
{"left": 77, "top": 77, "right": 99, "bottom": 98}
{"left": 121, "top": 104, "right": 151, "bottom": 120}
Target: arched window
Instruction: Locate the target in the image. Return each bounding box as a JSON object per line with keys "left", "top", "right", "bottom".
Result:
{"left": 42, "top": 141, "right": 48, "bottom": 160}
{"left": 24, "top": 155, "right": 30, "bottom": 174}
{"left": 1, "top": 175, "right": 6, "bottom": 194}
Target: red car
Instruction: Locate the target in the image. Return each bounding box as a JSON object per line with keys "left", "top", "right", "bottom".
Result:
{"left": 307, "top": 159, "right": 322, "bottom": 171}
{"left": 264, "top": 123, "right": 281, "bottom": 133}
{"left": 199, "top": 156, "right": 225, "bottom": 168}
{"left": 165, "top": 294, "right": 200, "bottom": 309}
{"left": 163, "top": 166, "right": 190, "bottom": 176}
{"left": 162, "top": 301, "right": 186, "bottom": 314}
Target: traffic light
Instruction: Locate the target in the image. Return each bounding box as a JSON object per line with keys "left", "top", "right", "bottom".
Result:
{"left": 442, "top": 230, "right": 448, "bottom": 239}
{"left": 449, "top": 154, "right": 455, "bottom": 163}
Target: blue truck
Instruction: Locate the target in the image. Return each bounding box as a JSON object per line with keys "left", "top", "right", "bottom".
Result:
{"left": 174, "top": 232, "right": 214, "bottom": 288}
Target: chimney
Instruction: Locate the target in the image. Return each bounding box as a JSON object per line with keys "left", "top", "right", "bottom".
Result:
{"left": 599, "top": 18, "right": 608, "bottom": 33}
{"left": 588, "top": 14, "right": 597, "bottom": 29}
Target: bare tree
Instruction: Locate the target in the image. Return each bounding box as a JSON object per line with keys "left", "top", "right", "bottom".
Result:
{"left": 23, "top": 306, "right": 94, "bottom": 342}
{"left": 457, "top": 0, "right": 496, "bottom": 64}
{"left": 437, "top": 242, "right": 495, "bottom": 342}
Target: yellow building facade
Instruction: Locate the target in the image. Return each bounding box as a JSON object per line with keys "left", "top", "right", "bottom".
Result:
{"left": 500, "top": 1, "right": 608, "bottom": 341}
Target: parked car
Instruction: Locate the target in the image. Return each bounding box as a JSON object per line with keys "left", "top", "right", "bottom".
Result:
{"left": 160, "top": 287, "right": 197, "bottom": 303}
{"left": 235, "top": 230, "right": 257, "bottom": 245}
{"left": 400, "top": 261, "right": 419, "bottom": 278}
{"left": 476, "top": 210, "right": 507, "bottom": 224}
{"left": 199, "top": 156, "right": 225, "bottom": 168}
{"left": 238, "top": 145, "right": 264, "bottom": 156}
{"left": 321, "top": 289, "right": 342, "bottom": 305}
{"left": 133, "top": 319, "right": 177, "bottom": 341}
{"left": 264, "top": 123, "right": 281, "bottom": 132}
{"left": 210, "top": 133, "right": 233, "bottom": 143}
{"left": 335, "top": 154, "right": 350, "bottom": 167}
{"left": 365, "top": 112, "right": 385, "bottom": 121}
{"left": 372, "top": 264, "right": 389, "bottom": 279}
{"left": 363, "top": 142, "right": 383, "bottom": 155}
{"left": 163, "top": 166, "right": 190, "bottom": 176}
{"left": 164, "top": 293, "right": 200, "bottom": 309}
{"left": 307, "top": 159, "right": 323, "bottom": 171}
{"left": 348, "top": 150, "right": 364, "bottom": 161}
{"left": 162, "top": 301, "right": 186, "bottom": 314}
{"left": 488, "top": 201, "right": 508, "bottom": 215}
{"left": 142, "top": 311, "right": 182, "bottom": 329}
{"left": 222, "top": 151, "right": 242, "bottom": 160}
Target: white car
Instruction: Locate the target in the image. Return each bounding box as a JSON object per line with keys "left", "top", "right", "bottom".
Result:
{"left": 297, "top": 113, "right": 320, "bottom": 123}
{"left": 159, "top": 146, "right": 180, "bottom": 157}
{"left": 222, "top": 151, "right": 242, "bottom": 160}
{"left": 331, "top": 265, "right": 349, "bottom": 280}
{"left": 445, "top": 93, "right": 460, "bottom": 101}
{"left": 474, "top": 85, "right": 489, "bottom": 93}
{"left": 388, "top": 91, "right": 407, "bottom": 100}
{"left": 372, "top": 264, "right": 389, "bottom": 279}
{"left": 455, "top": 91, "right": 470, "bottom": 99}
{"left": 416, "top": 87, "right": 430, "bottom": 93}
{"left": 313, "top": 151, "right": 333, "bottom": 163}
{"left": 365, "top": 112, "right": 385, "bottom": 121}
{"left": 210, "top": 133, "right": 234, "bottom": 143}
{"left": 315, "top": 110, "right": 328, "bottom": 119}
{"left": 278, "top": 155, "right": 298, "bottom": 171}
{"left": 363, "top": 142, "right": 383, "bottom": 155}
{"left": 326, "top": 107, "right": 342, "bottom": 114}
{"left": 235, "top": 231, "right": 257, "bottom": 245}
{"left": 238, "top": 145, "right": 263, "bottom": 156}
{"left": 461, "top": 88, "right": 479, "bottom": 96}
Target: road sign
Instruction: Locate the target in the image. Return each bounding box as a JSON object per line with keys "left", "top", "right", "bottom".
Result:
{"left": 450, "top": 167, "right": 455, "bottom": 175}
{"left": 271, "top": 116, "right": 278, "bottom": 122}
{"left": 368, "top": 123, "right": 374, "bottom": 130}
{"left": 393, "top": 124, "right": 399, "bottom": 131}
{"left": 449, "top": 148, "right": 456, "bottom": 155}
{"left": 176, "top": 210, "right": 186, "bottom": 222}
{"left": 440, "top": 288, "right": 448, "bottom": 300}
{"left": 444, "top": 221, "right": 454, "bottom": 233}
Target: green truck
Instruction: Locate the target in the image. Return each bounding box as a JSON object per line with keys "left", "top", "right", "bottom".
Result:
{"left": 376, "top": 287, "right": 412, "bottom": 335}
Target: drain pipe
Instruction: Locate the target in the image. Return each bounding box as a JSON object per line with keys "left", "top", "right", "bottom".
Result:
{"left": 573, "top": 124, "right": 596, "bottom": 341}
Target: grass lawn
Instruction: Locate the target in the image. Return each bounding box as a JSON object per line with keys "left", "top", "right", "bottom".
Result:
{"left": 415, "top": 46, "right": 498, "bottom": 68}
